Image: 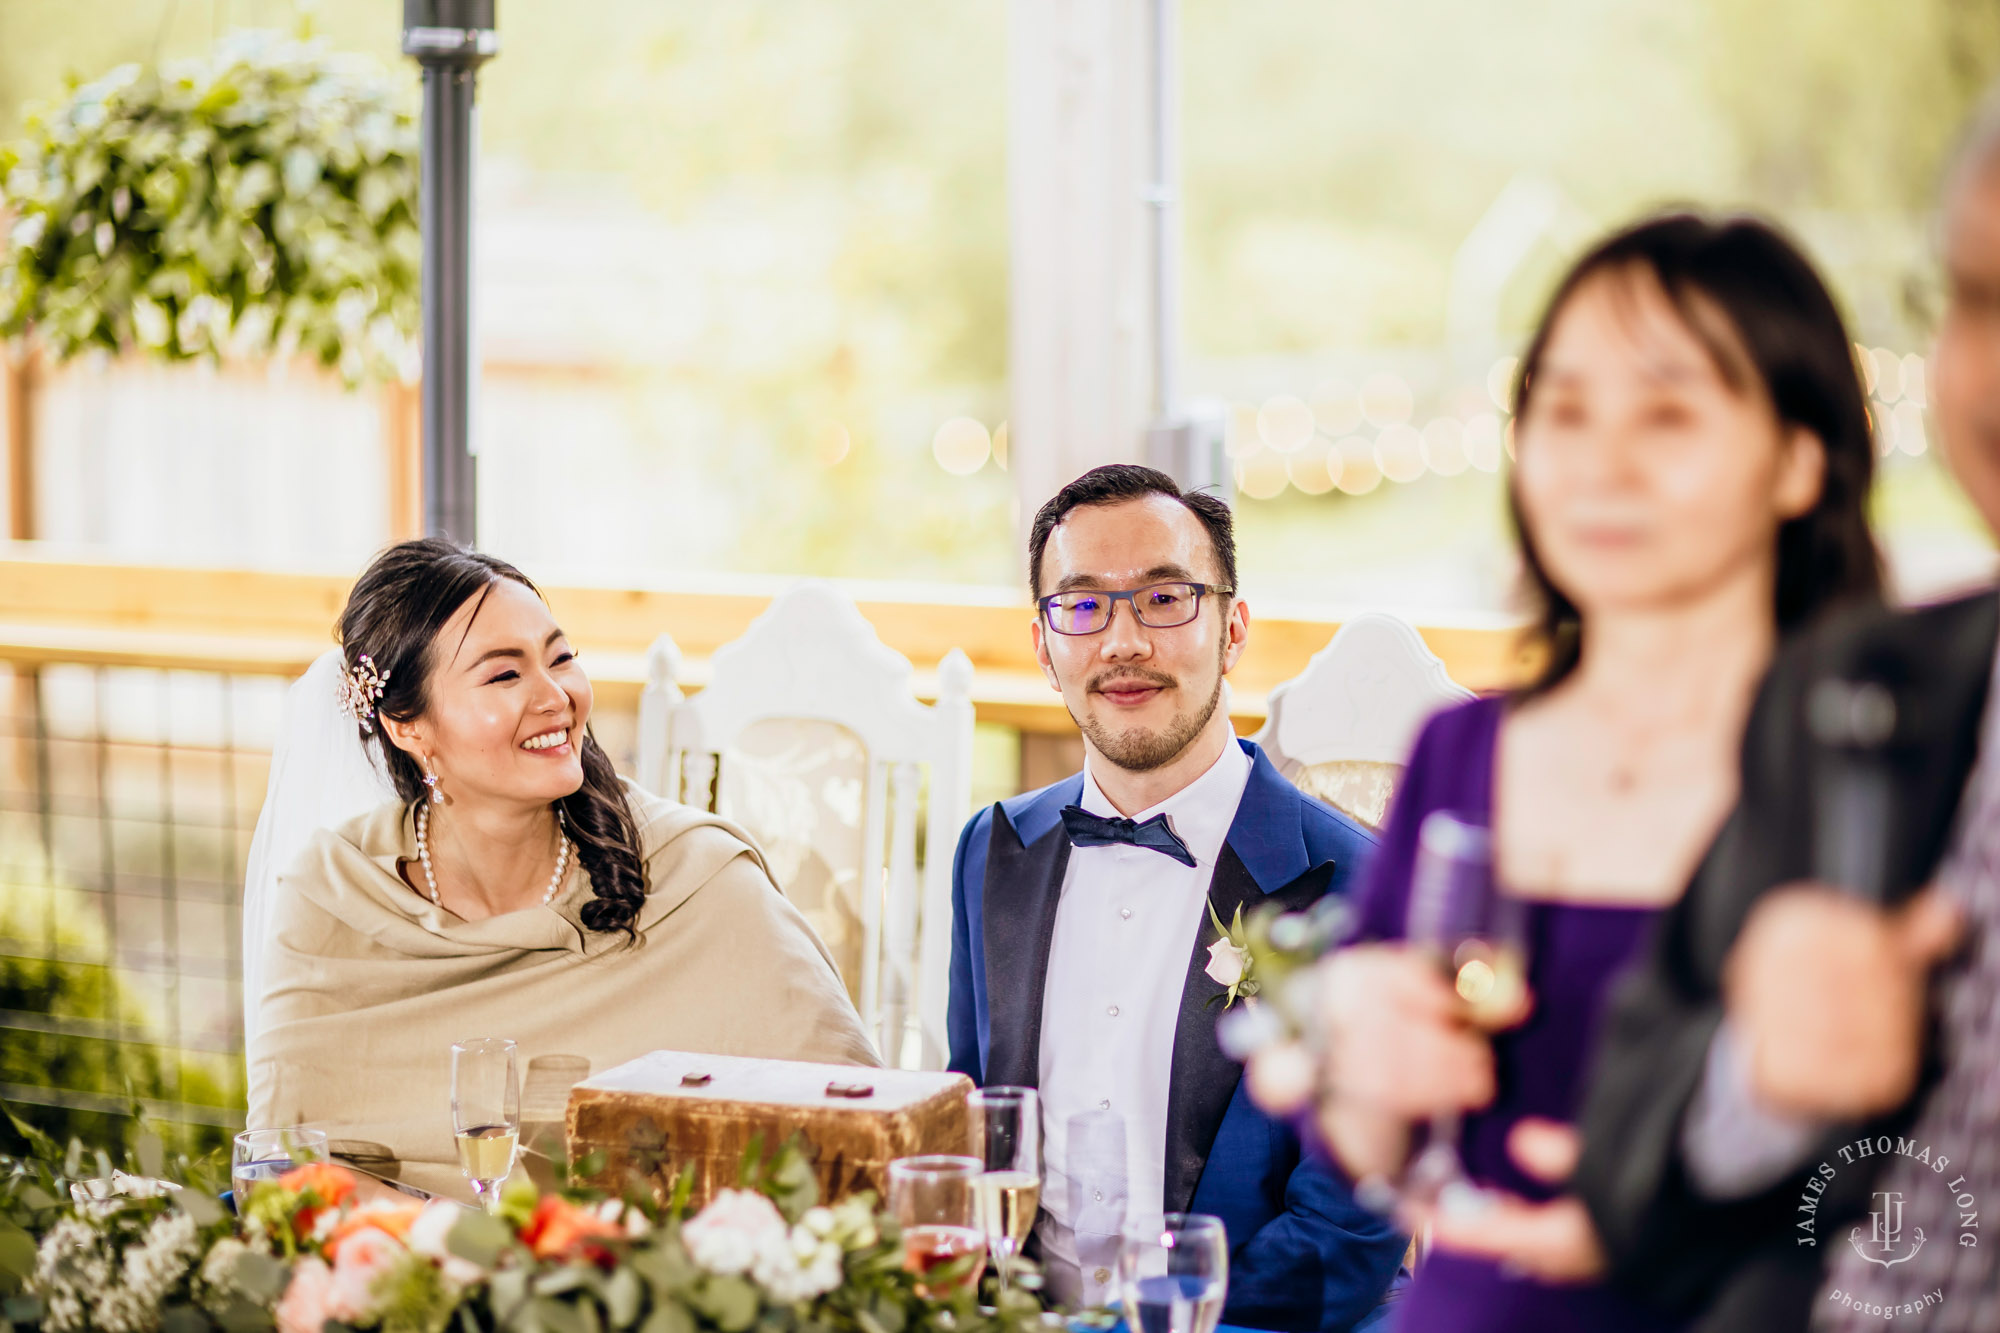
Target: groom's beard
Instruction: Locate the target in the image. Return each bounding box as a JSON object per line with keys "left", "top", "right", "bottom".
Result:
{"left": 1068, "top": 650, "right": 1226, "bottom": 775}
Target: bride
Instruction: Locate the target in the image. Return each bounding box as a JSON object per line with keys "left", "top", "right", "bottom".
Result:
{"left": 244, "top": 539, "right": 878, "bottom": 1196}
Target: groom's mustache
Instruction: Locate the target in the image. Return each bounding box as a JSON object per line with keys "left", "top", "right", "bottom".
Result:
{"left": 1086, "top": 667, "right": 1177, "bottom": 695}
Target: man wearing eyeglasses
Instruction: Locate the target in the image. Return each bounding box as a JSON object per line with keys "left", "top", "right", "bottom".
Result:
{"left": 945, "top": 464, "right": 1406, "bottom": 1332}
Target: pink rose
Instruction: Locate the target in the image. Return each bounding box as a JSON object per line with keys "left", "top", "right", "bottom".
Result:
{"left": 276, "top": 1257, "right": 335, "bottom": 1333}
{"left": 326, "top": 1227, "right": 404, "bottom": 1323}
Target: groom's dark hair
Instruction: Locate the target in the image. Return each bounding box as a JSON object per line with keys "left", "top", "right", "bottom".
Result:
{"left": 1028, "top": 464, "right": 1237, "bottom": 602}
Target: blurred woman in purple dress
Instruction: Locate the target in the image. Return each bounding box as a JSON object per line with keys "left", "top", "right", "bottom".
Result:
{"left": 1294, "top": 214, "right": 1885, "bottom": 1333}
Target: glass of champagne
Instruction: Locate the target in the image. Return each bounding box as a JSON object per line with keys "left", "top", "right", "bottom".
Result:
{"left": 232, "top": 1127, "right": 329, "bottom": 1203}
{"left": 969, "top": 1087, "right": 1040, "bottom": 1296}
{"left": 451, "top": 1036, "right": 520, "bottom": 1210}
{"left": 888, "top": 1155, "right": 987, "bottom": 1299}
{"left": 1401, "top": 810, "right": 1527, "bottom": 1208}
{"left": 1118, "top": 1213, "right": 1228, "bottom": 1333}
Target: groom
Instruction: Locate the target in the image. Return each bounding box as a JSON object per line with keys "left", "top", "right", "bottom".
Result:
{"left": 946, "top": 465, "right": 1405, "bottom": 1332}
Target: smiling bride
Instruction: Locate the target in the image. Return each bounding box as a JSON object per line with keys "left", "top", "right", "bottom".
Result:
{"left": 244, "top": 540, "right": 878, "bottom": 1195}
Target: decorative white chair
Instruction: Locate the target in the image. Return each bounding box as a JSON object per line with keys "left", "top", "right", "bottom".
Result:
{"left": 1251, "top": 612, "right": 1474, "bottom": 829}
{"left": 635, "top": 582, "right": 974, "bottom": 1071}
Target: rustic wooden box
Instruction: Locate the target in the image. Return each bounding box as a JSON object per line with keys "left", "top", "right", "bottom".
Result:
{"left": 565, "top": 1050, "right": 972, "bottom": 1210}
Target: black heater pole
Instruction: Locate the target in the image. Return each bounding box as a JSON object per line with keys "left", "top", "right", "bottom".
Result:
{"left": 402, "top": 0, "right": 497, "bottom": 543}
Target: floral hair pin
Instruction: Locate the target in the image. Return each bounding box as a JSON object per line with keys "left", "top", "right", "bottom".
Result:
{"left": 337, "top": 653, "right": 391, "bottom": 732}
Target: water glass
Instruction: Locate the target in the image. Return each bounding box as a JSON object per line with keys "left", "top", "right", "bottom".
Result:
{"left": 969, "top": 1086, "right": 1040, "bottom": 1294}
{"left": 1118, "top": 1213, "right": 1228, "bottom": 1333}
{"left": 888, "top": 1154, "right": 987, "bottom": 1299}
{"left": 520, "top": 1053, "right": 590, "bottom": 1191}
{"left": 451, "top": 1036, "right": 521, "bottom": 1210}
{"left": 232, "top": 1127, "right": 329, "bottom": 1202}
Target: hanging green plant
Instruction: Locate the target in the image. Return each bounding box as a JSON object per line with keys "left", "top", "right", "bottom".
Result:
{"left": 0, "top": 32, "right": 420, "bottom": 385}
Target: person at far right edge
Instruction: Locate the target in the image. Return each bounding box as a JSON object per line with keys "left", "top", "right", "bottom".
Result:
{"left": 1569, "top": 98, "right": 2000, "bottom": 1331}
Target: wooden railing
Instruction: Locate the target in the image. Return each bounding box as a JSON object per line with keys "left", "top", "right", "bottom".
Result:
{"left": 0, "top": 550, "right": 1532, "bottom": 732}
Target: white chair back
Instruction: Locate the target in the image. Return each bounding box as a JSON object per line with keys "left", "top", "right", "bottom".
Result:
{"left": 635, "top": 582, "right": 974, "bottom": 1070}
{"left": 1251, "top": 612, "right": 1474, "bottom": 828}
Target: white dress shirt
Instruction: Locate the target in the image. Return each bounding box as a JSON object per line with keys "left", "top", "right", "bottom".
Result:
{"left": 1035, "top": 738, "right": 1253, "bottom": 1308}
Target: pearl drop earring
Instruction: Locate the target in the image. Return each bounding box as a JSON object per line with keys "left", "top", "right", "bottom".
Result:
{"left": 422, "top": 758, "right": 443, "bottom": 805}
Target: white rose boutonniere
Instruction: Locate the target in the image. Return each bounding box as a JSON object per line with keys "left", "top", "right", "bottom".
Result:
{"left": 1203, "top": 900, "right": 1259, "bottom": 1008}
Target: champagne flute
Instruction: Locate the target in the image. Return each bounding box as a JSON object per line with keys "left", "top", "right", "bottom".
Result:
{"left": 969, "top": 1087, "right": 1040, "bottom": 1296}
{"left": 451, "top": 1037, "right": 520, "bottom": 1210}
{"left": 1118, "top": 1213, "right": 1228, "bottom": 1333}
{"left": 888, "top": 1155, "right": 987, "bottom": 1299}
{"left": 232, "top": 1127, "right": 328, "bottom": 1202}
{"left": 1401, "top": 810, "right": 1526, "bottom": 1208}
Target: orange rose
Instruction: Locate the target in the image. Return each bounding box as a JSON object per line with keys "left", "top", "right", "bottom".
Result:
{"left": 325, "top": 1201, "right": 424, "bottom": 1261}
{"left": 280, "top": 1162, "right": 359, "bottom": 1208}
{"left": 279, "top": 1162, "right": 359, "bottom": 1238}
{"left": 519, "top": 1196, "right": 622, "bottom": 1263}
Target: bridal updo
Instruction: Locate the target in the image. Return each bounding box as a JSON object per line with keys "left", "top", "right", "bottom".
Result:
{"left": 336, "top": 538, "right": 648, "bottom": 936}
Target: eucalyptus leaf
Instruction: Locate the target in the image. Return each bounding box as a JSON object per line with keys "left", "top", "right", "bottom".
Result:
{"left": 160, "top": 1303, "right": 213, "bottom": 1333}
{"left": 637, "top": 1301, "right": 694, "bottom": 1333}
{"left": 532, "top": 1296, "right": 587, "bottom": 1333}
{"left": 531, "top": 1267, "right": 596, "bottom": 1298}
{"left": 694, "top": 1277, "right": 759, "bottom": 1333}
{"left": 227, "top": 1250, "right": 291, "bottom": 1305}
{"left": 135, "top": 1130, "right": 165, "bottom": 1178}
{"left": 178, "top": 1186, "right": 225, "bottom": 1227}
{"left": 603, "top": 1267, "right": 643, "bottom": 1329}
{"left": 489, "top": 1268, "right": 531, "bottom": 1323}
{"left": 626, "top": 1241, "right": 695, "bottom": 1294}
{"left": 447, "top": 1207, "right": 516, "bottom": 1269}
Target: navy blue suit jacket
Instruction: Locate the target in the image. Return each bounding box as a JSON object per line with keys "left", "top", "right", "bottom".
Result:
{"left": 946, "top": 739, "right": 1406, "bottom": 1333}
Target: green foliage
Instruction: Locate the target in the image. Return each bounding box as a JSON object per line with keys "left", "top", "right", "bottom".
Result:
{"left": 0, "top": 859, "right": 236, "bottom": 1160}
{"left": 0, "top": 31, "right": 418, "bottom": 383}
{"left": 0, "top": 1109, "right": 233, "bottom": 1333}
{"left": 0, "top": 1130, "right": 1047, "bottom": 1333}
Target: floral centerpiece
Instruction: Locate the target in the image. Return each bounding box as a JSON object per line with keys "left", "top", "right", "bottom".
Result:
{"left": 0, "top": 1113, "right": 1045, "bottom": 1333}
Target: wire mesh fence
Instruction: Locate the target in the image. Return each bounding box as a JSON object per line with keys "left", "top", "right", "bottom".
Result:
{"left": 0, "top": 660, "right": 283, "bottom": 1153}
{"left": 0, "top": 654, "right": 649, "bottom": 1155}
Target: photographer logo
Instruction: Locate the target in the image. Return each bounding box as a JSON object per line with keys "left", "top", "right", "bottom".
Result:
{"left": 1853, "top": 1190, "right": 1925, "bottom": 1268}
{"left": 1803, "top": 1135, "right": 1978, "bottom": 1322}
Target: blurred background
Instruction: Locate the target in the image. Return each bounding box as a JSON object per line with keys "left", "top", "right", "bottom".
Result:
{"left": 2, "top": 0, "right": 1997, "bottom": 1151}
{"left": 6, "top": 0, "right": 1996, "bottom": 602}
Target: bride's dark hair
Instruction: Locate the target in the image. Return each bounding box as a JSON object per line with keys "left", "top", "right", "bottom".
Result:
{"left": 337, "top": 538, "right": 646, "bottom": 937}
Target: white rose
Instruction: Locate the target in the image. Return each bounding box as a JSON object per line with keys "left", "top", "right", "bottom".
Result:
{"left": 406, "top": 1201, "right": 485, "bottom": 1285}
{"left": 1205, "top": 937, "right": 1247, "bottom": 989}
{"left": 684, "top": 1190, "right": 789, "bottom": 1278}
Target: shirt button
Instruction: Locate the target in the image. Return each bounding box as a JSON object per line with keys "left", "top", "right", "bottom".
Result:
{"left": 1120, "top": 908, "right": 1132, "bottom": 919}
{"left": 1094, "top": 1267, "right": 1112, "bottom": 1285}
{"left": 1098, "top": 1098, "right": 1111, "bottom": 1110}
{"left": 1094, "top": 1189, "right": 1104, "bottom": 1202}
{"left": 1106, "top": 1004, "right": 1120, "bottom": 1017}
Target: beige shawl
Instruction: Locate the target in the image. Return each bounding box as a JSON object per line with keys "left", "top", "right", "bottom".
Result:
{"left": 246, "top": 783, "right": 879, "bottom": 1197}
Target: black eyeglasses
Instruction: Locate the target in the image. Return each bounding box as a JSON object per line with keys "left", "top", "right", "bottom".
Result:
{"left": 1038, "top": 582, "right": 1231, "bottom": 636}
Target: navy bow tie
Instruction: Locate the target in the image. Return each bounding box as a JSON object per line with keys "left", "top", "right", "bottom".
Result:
{"left": 1060, "top": 805, "right": 1197, "bottom": 867}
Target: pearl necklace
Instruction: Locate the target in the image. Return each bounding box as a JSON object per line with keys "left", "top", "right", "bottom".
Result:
{"left": 415, "top": 804, "right": 571, "bottom": 909}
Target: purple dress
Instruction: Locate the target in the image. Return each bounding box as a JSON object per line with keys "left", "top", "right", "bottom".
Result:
{"left": 1351, "top": 697, "right": 1682, "bottom": 1333}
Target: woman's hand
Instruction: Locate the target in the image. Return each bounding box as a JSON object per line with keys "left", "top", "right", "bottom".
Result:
{"left": 1307, "top": 944, "right": 1508, "bottom": 1179}
{"left": 1419, "top": 1118, "right": 1608, "bottom": 1285}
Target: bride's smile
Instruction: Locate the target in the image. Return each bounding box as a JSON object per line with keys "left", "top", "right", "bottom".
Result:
{"left": 380, "top": 577, "right": 595, "bottom": 816}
